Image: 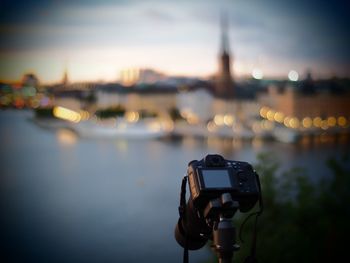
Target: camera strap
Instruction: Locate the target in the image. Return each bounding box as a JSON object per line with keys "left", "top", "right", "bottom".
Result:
{"left": 179, "top": 176, "right": 188, "bottom": 219}
{"left": 179, "top": 176, "right": 189, "bottom": 263}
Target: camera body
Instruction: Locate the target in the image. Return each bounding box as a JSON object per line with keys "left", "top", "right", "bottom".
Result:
{"left": 187, "top": 154, "right": 259, "bottom": 212}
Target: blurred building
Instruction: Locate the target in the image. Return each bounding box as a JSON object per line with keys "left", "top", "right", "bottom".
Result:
{"left": 214, "top": 14, "right": 234, "bottom": 99}
{"left": 258, "top": 77, "right": 350, "bottom": 130}
{"left": 261, "top": 86, "right": 349, "bottom": 119}
{"left": 96, "top": 83, "right": 177, "bottom": 118}
{"left": 62, "top": 68, "right": 69, "bottom": 87}
{"left": 176, "top": 88, "right": 213, "bottom": 123}
{"left": 119, "top": 68, "right": 166, "bottom": 86}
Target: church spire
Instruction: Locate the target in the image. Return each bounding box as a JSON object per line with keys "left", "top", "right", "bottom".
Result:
{"left": 220, "top": 12, "right": 230, "bottom": 55}
{"left": 62, "top": 68, "right": 68, "bottom": 86}
{"left": 215, "top": 12, "right": 234, "bottom": 99}
{"left": 62, "top": 61, "right": 69, "bottom": 87}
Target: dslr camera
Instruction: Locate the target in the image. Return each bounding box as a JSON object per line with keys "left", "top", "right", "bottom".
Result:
{"left": 175, "top": 154, "right": 262, "bottom": 262}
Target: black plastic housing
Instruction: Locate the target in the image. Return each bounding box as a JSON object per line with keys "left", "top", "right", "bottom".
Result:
{"left": 188, "top": 154, "right": 259, "bottom": 212}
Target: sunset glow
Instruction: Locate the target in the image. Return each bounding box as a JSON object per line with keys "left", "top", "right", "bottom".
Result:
{"left": 0, "top": 0, "right": 349, "bottom": 83}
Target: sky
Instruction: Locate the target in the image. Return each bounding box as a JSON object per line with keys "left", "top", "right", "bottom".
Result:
{"left": 0, "top": 0, "right": 349, "bottom": 83}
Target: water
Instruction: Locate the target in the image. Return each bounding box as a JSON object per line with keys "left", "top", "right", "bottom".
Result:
{"left": 0, "top": 110, "right": 348, "bottom": 263}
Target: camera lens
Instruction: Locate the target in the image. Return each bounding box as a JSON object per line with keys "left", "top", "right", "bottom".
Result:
{"left": 174, "top": 199, "right": 209, "bottom": 250}
{"left": 174, "top": 219, "right": 207, "bottom": 250}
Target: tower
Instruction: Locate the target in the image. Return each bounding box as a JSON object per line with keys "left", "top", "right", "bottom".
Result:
{"left": 62, "top": 68, "right": 69, "bottom": 87}
{"left": 215, "top": 14, "right": 234, "bottom": 98}
{"left": 61, "top": 59, "right": 69, "bottom": 90}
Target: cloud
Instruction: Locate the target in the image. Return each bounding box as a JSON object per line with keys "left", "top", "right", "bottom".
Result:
{"left": 0, "top": 0, "right": 349, "bottom": 81}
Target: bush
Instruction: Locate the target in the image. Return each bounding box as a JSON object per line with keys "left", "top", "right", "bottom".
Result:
{"left": 237, "top": 153, "right": 349, "bottom": 263}
{"left": 95, "top": 106, "right": 125, "bottom": 119}
{"left": 206, "top": 152, "right": 350, "bottom": 263}
{"left": 34, "top": 107, "right": 54, "bottom": 118}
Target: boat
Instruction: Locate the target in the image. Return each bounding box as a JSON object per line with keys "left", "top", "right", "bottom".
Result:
{"left": 33, "top": 106, "right": 170, "bottom": 139}
{"left": 73, "top": 118, "right": 169, "bottom": 139}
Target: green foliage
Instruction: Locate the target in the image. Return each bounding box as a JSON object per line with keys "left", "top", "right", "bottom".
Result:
{"left": 34, "top": 107, "right": 54, "bottom": 118}
{"left": 95, "top": 105, "right": 125, "bottom": 119}
{"left": 138, "top": 109, "right": 158, "bottom": 119}
{"left": 95, "top": 107, "right": 158, "bottom": 119}
{"left": 207, "top": 152, "right": 350, "bottom": 263}
{"left": 168, "top": 107, "right": 184, "bottom": 121}
{"left": 233, "top": 152, "right": 350, "bottom": 263}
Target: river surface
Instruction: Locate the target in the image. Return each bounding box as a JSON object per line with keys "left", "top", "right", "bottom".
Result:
{"left": 0, "top": 110, "right": 348, "bottom": 263}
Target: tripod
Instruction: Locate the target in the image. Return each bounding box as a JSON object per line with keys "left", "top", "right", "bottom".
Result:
{"left": 212, "top": 216, "right": 240, "bottom": 263}
{"left": 176, "top": 173, "right": 263, "bottom": 263}
{"left": 204, "top": 193, "right": 240, "bottom": 263}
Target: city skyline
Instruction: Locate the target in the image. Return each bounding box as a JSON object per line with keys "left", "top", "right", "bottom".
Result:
{"left": 0, "top": 0, "right": 349, "bottom": 84}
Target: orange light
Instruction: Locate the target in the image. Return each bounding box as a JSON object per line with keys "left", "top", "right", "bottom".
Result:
{"left": 289, "top": 117, "right": 300, "bottom": 129}
{"left": 313, "top": 117, "right": 322, "bottom": 128}
{"left": 327, "top": 117, "right": 336, "bottom": 127}
{"left": 321, "top": 120, "right": 328, "bottom": 130}
{"left": 266, "top": 110, "right": 275, "bottom": 121}
{"left": 338, "top": 116, "right": 347, "bottom": 127}
{"left": 223, "top": 114, "right": 234, "bottom": 126}
{"left": 125, "top": 111, "right": 139, "bottom": 123}
{"left": 14, "top": 98, "right": 25, "bottom": 109}
{"left": 302, "top": 117, "right": 312, "bottom": 128}
{"left": 214, "top": 114, "right": 224, "bottom": 126}
{"left": 274, "top": 112, "right": 285, "bottom": 123}
{"left": 284, "top": 117, "right": 291, "bottom": 127}
{"left": 259, "top": 107, "right": 269, "bottom": 118}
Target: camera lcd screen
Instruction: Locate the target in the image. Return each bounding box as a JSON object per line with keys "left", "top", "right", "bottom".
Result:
{"left": 201, "top": 169, "right": 231, "bottom": 188}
